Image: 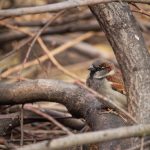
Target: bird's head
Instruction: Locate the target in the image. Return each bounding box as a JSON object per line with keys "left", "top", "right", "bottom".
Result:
{"left": 88, "top": 59, "right": 115, "bottom": 80}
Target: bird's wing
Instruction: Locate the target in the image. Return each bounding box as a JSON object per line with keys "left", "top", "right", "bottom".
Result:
{"left": 110, "top": 82, "right": 125, "bottom": 94}
{"left": 106, "top": 70, "right": 126, "bottom": 94}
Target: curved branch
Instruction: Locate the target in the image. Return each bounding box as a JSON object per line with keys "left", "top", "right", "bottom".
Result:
{"left": 0, "top": 79, "right": 131, "bottom": 149}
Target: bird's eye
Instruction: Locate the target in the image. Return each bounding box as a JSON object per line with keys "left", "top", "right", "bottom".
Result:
{"left": 96, "top": 66, "right": 105, "bottom": 71}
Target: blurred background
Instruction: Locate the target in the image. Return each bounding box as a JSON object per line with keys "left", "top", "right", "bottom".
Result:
{"left": 0, "top": 0, "right": 149, "bottom": 83}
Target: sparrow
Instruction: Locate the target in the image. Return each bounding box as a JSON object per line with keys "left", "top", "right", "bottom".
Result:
{"left": 86, "top": 59, "right": 127, "bottom": 109}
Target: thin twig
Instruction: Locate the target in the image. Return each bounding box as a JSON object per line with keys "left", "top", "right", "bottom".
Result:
{"left": 126, "top": 140, "right": 150, "bottom": 150}
{"left": 0, "top": 37, "right": 32, "bottom": 61}
{"left": 24, "top": 105, "right": 73, "bottom": 135}
{"left": 16, "top": 124, "right": 150, "bottom": 150}
{"left": 140, "top": 137, "right": 144, "bottom": 150}
{"left": 38, "top": 38, "right": 85, "bottom": 82}
{"left": 132, "top": 10, "right": 150, "bottom": 17}
{"left": 11, "top": 11, "right": 92, "bottom": 27}
{"left": 20, "top": 105, "right": 24, "bottom": 146}
{"left": 0, "top": 75, "right": 30, "bottom": 82}
{"left": 131, "top": 3, "right": 150, "bottom": 17}
{"left": 20, "top": 11, "right": 65, "bottom": 78}
{"left": 0, "top": 32, "right": 95, "bottom": 78}
{"left": 0, "top": 22, "right": 50, "bottom": 79}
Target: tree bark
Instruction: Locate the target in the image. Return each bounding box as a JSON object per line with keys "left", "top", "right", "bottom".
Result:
{"left": 0, "top": 79, "right": 131, "bottom": 149}
{"left": 90, "top": 2, "right": 150, "bottom": 149}
{"left": 90, "top": 2, "right": 150, "bottom": 124}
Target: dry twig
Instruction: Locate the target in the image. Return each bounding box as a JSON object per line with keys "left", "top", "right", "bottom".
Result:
{"left": 16, "top": 124, "right": 150, "bottom": 150}
{"left": 0, "top": 32, "right": 94, "bottom": 78}
{"left": 0, "top": 0, "right": 149, "bottom": 17}
{"left": 24, "top": 105, "right": 73, "bottom": 135}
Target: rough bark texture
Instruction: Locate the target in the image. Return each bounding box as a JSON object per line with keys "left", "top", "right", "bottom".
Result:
{"left": 89, "top": 2, "right": 150, "bottom": 149}
{"left": 0, "top": 79, "right": 131, "bottom": 149}
{"left": 90, "top": 2, "right": 150, "bottom": 124}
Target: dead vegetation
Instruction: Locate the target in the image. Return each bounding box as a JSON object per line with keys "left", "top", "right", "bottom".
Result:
{"left": 0, "top": 0, "right": 150, "bottom": 149}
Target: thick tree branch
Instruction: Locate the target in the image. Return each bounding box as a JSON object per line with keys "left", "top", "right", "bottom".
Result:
{"left": 0, "top": 79, "right": 131, "bottom": 149}
{"left": 0, "top": 0, "right": 149, "bottom": 17}
{"left": 90, "top": 2, "right": 150, "bottom": 124}
{"left": 89, "top": 2, "right": 150, "bottom": 148}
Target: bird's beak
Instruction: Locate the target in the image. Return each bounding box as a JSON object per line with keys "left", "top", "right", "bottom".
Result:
{"left": 88, "top": 65, "right": 95, "bottom": 71}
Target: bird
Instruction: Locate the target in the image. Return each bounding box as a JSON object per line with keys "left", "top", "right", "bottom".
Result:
{"left": 86, "top": 59, "right": 127, "bottom": 109}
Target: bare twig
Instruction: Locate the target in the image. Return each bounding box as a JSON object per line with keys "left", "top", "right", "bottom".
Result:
{"left": 132, "top": 10, "right": 150, "bottom": 17}
{"left": 11, "top": 11, "right": 92, "bottom": 27}
{"left": 126, "top": 140, "right": 150, "bottom": 150}
{"left": 22, "top": 11, "right": 64, "bottom": 62}
{"left": 20, "top": 105, "right": 24, "bottom": 146}
{"left": 0, "top": 32, "right": 94, "bottom": 78}
{"left": 24, "top": 105, "right": 73, "bottom": 135}
{"left": 0, "top": 0, "right": 149, "bottom": 17}
{"left": 140, "top": 137, "right": 144, "bottom": 150}
{"left": 0, "top": 22, "right": 50, "bottom": 79}
{"left": 16, "top": 124, "right": 150, "bottom": 150}
{"left": 38, "top": 38, "right": 85, "bottom": 82}
{"left": 0, "top": 38, "right": 32, "bottom": 61}
{"left": 131, "top": 3, "right": 150, "bottom": 17}
{"left": 0, "top": 21, "right": 99, "bottom": 43}
{"left": 20, "top": 11, "right": 65, "bottom": 78}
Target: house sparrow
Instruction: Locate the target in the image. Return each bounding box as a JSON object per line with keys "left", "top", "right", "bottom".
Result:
{"left": 86, "top": 59, "right": 127, "bottom": 109}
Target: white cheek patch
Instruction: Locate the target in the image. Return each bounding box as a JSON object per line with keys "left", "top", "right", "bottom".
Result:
{"left": 107, "top": 70, "right": 115, "bottom": 76}
{"left": 108, "top": 81, "right": 113, "bottom": 85}
{"left": 93, "top": 70, "right": 114, "bottom": 79}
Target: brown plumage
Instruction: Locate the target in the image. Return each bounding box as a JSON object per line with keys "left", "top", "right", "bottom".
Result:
{"left": 88, "top": 59, "right": 125, "bottom": 94}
